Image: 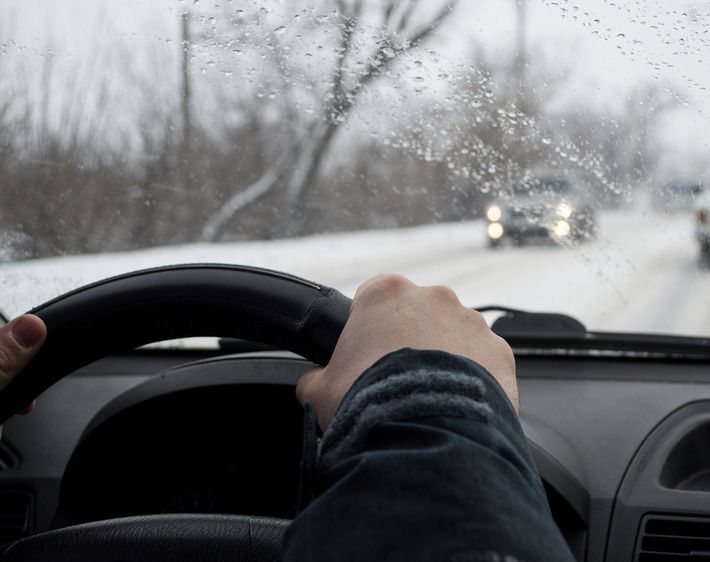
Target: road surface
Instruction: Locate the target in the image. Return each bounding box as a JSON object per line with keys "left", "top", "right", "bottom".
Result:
{"left": 1, "top": 208, "right": 707, "bottom": 337}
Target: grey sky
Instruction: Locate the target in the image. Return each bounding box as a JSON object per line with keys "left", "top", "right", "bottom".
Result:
{"left": 3, "top": 0, "right": 709, "bottom": 179}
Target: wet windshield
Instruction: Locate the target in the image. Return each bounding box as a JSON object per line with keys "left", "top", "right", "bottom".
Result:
{"left": 510, "top": 179, "right": 570, "bottom": 197}
{"left": 1, "top": 0, "right": 709, "bottom": 338}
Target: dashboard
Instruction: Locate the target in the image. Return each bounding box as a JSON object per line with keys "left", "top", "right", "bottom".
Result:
{"left": 2, "top": 348, "right": 710, "bottom": 561}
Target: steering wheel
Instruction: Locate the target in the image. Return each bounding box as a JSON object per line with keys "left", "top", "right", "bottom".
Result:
{"left": 0, "top": 264, "right": 352, "bottom": 562}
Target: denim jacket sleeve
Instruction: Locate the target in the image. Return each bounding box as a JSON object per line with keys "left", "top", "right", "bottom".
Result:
{"left": 282, "top": 348, "right": 575, "bottom": 562}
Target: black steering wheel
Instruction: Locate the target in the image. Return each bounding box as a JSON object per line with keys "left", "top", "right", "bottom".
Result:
{"left": 0, "top": 264, "right": 352, "bottom": 562}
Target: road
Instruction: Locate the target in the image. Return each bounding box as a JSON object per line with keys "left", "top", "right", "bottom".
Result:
{"left": 288, "top": 210, "right": 709, "bottom": 337}
{"left": 1, "top": 209, "right": 708, "bottom": 337}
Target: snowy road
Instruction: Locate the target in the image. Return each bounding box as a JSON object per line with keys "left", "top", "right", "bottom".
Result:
{"left": 290, "top": 210, "right": 710, "bottom": 337}
{"left": 1, "top": 209, "right": 708, "bottom": 337}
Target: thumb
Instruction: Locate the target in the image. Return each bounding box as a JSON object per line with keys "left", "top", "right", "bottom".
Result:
{"left": 295, "top": 366, "right": 325, "bottom": 407}
{"left": 0, "top": 315, "right": 46, "bottom": 438}
{"left": 0, "top": 315, "right": 46, "bottom": 389}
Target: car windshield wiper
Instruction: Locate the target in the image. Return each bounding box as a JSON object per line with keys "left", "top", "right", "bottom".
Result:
{"left": 477, "top": 306, "right": 710, "bottom": 360}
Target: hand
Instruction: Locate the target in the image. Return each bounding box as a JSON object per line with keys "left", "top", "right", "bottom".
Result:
{"left": 297, "top": 274, "right": 518, "bottom": 430}
{"left": 0, "top": 315, "right": 47, "bottom": 437}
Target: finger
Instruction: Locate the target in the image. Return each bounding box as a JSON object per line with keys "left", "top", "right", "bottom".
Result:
{"left": 18, "top": 399, "right": 37, "bottom": 415}
{"left": 295, "top": 366, "right": 325, "bottom": 407}
{"left": 0, "top": 315, "right": 47, "bottom": 390}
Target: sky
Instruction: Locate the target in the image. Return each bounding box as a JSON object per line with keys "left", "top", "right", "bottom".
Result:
{"left": 2, "top": 0, "right": 709, "bottom": 177}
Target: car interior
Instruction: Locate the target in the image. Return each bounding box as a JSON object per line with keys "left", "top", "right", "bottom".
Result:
{"left": 2, "top": 1, "right": 710, "bottom": 561}
{"left": 0, "top": 264, "right": 706, "bottom": 561}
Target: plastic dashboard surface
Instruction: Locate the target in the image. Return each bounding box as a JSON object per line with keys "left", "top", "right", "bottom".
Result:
{"left": 2, "top": 350, "right": 710, "bottom": 562}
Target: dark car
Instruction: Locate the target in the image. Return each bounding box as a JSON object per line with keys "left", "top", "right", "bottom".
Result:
{"left": 653, "top": 182, "right": 703, "bottom": 213}
{"left": 696, "top": 191, "right": 710, "bottom": 263}
{"left": 485, "top": 172, "right": 596, "bottom": 248}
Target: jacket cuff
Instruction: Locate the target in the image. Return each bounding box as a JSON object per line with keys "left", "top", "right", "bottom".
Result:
{"left": 320, "top": 348, "right": 508, "bottom": 466}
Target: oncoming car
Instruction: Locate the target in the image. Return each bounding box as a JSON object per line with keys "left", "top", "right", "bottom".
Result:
{"left": 653, "top": 181, "right": 704, "bottom": 214}
{"left": 485, "top": 172, "right": 596, "bottom": 248}
{"left": 696, "top": 190, "right": 710, "bottom": 263}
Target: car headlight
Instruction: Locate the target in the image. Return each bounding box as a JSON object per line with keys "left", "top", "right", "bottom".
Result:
{"left": 552, "top": 219, "right": 571, "bottom": 237}
{"left": 556, "top": 202, "right": 572, "bottom": 219}
{"left": 486, "top": 204, "right": 502, "bottom": 222}
{"left": 487, "top": 222, "right": 504, "bottom": 240}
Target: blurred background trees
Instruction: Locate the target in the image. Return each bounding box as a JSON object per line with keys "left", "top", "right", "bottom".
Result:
{"left": 0, "top": 0, "right": 668, "bottom": 260}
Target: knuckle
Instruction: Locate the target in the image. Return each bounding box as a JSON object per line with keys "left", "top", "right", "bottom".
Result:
{"left": 374, "top": 274, "right": 411, "bottom": 294}
{"left": 466, "top": 308, "right": 488, "bottom": 328}
{"left": 429, "top": 285, "right": 460, "bottom": 303}
{"left": 356, "top": 274, "right": 412, "bottom": 303}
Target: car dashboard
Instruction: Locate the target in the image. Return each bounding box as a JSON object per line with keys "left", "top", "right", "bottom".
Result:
{"left": 2, "top": 347, "right": 710, "bottom": 562}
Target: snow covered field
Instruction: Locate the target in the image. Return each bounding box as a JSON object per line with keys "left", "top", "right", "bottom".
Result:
{"left": 1, "top": 209, "right": 707, "bottom": 337}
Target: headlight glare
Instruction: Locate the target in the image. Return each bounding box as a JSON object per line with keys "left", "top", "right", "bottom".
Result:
{"left": 556, "top": 202, "right": 572, "bottom": 219}
{"left": 552, "top": 219, "right": 571, "bottom": 237}
{"left": 486, "top": 204, "right": 502, "bottom": 222}
{"left": 487, "top": 222, "right": 504, "bottom": 240}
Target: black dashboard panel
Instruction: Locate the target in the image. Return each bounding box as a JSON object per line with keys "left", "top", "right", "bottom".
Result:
{"left": 2, "top": 350, "right": 710, "bottom": 561}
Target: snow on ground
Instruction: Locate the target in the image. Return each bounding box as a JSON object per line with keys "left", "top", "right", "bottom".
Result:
{"left": 1, "top": 209, "right": 708, "bottom": 337}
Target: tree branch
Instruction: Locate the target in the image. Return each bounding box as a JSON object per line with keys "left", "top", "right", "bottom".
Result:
{"left": 199, "top": 159, "right": 289, "bottom": 242}
{"left": 396, "top": 1, "right": 417, "bottom": 34}
{"left": 331, "top": 0, "right": 363, "bottom": 104}
{"left": 406, "top": 1, "right": 455, "bottom": 46}
{"left": 350, "top": 1, "right": 456, "bottom": 96}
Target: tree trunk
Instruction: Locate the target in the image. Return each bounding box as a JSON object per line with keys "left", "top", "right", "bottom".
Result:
{"left": 199, "top": 167, "right": 282, "bottom": 242}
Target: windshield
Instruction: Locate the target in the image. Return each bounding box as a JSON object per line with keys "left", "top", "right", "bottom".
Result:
{"left": 509, "top": 178, "right": 570, "bottom": 197}
{"left": 1, "top": 0, "right": 709, "bottom": 339}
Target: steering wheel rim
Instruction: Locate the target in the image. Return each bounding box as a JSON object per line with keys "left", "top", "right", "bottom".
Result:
{"left": 1, "top": 514, "right": 289, "bottom": 562}
{"left": 0, "top": 264, "right": 352, "bottom": 562}
{"left": 0, "top": 263, "right": 352, "bottom": 425}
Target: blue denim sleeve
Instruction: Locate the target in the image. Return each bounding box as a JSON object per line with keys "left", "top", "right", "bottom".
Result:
{"left": 282, "top": 348, "right": 575, "bottom": 562}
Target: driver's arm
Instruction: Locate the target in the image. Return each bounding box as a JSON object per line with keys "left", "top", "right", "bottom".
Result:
{"left": 285, "top": 275, "right": 574, "bottom": 562}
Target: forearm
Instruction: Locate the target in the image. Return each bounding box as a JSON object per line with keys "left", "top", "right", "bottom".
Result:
{"left": 283, "top": 349, "right": 574, "bottom": 562}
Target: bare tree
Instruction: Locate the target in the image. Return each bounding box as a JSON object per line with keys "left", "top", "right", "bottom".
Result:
{"left": 199, "top": 0, "right": 457, "bottom": 241}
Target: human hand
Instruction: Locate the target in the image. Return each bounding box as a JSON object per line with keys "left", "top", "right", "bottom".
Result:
{"left": 0, "top": 315, "right": 46, "bottom": 437}
{"left": 296, "top": 274, "right": 517, "bottom": 430}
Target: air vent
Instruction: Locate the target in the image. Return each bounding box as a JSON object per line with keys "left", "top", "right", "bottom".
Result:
{"left": 0, "top": 441, "right": 20, "bottom": 472}
{"left": 636, "top": 514, "right": 710, "bottom": 561}
{"left": 0, "top": 490, "right": 32, "bottom": 545}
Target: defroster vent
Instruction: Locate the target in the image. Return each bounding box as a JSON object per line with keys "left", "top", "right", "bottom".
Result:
{"left": 0, "top": 441, "right": 20, "bottom": 472}
{"left": 0, "top": 490, "right": 32, "bottom": 545}
{"left": 636, "top": 515, "right": 710, "bottom": 561}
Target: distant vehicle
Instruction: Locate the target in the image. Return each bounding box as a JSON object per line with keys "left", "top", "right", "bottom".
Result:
{"left": 485, "top": 172, "right": 596, "bottom": 248}
{"left": 653, "top": 181, "right": 703, "bottom": 213}
{"left": 696, "top": 191, "right": 710, "bottom": 263}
